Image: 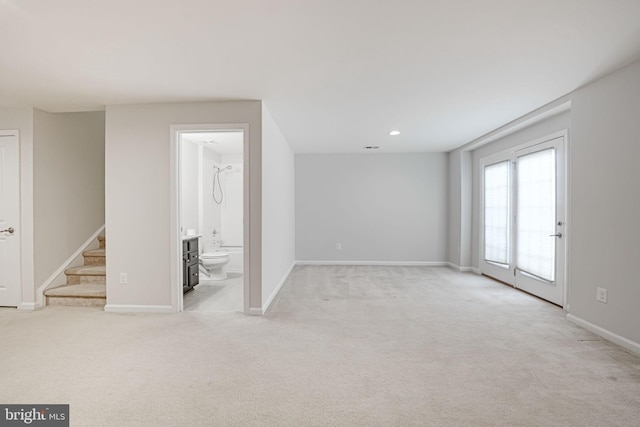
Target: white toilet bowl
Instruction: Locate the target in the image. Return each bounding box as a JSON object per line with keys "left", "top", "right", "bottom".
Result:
{"left": 199, "top": 251, "right": 230, "bottom": 280}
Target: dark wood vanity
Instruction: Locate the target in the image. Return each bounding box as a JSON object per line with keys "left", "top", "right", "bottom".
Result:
{"left": 182, "top": 237, "right": 199, "bottom": 293}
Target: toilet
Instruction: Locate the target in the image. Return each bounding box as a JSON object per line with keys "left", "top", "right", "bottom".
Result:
{"left": 199, "top": 251, "right": 230, "bottom": 280}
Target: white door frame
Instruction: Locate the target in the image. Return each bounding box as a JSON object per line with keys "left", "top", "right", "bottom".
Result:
{"left": 479, "top": 130, "right": 570, "bottom": 308}
{"left": 169, "top": 123, "right": 251, "bottom": 314}
{"left": 0, "top": 130, "right": 22, "bottom": 307}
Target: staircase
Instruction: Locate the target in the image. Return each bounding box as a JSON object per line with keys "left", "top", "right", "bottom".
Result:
{"left": 44, "top": 233, "right": 106, "bottom": 307}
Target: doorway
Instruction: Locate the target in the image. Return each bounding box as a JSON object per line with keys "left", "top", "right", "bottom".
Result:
{"left": 173, "top": 125, "right": 248, "bottom": 313}
{"left": 479, "top": 132, "right": 567, "bottom": 306}
{"left": 0, "top": 131, "right": 21, "bottom": 307}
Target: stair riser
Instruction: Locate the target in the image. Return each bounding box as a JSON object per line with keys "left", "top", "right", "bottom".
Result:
{"left": 47, "top": 233, "right": 107, "bottom": 308}
{"left": 47, "top": 296, "right": 106, "bottom": 308}
{"left": 66, "top": 275, "right": 106, "bottom": 285}
{"left": 83, "top": 256, "right": 106, "bottom": 266}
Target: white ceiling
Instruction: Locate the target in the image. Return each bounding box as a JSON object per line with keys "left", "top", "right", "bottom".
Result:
{"left": 2, "top": 1, "right": 640, "bottom": 153}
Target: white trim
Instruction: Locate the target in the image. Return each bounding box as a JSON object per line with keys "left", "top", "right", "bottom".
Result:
{"left": 1, "top": 130, "right": 23, "bottom": 308}
{"left": 247, "top": 307, "right": 263, "bottom": 316}
{"left": 563, "top": 130, "right": 571, "bottom": 310}
{"left": 447, "top": 262, "right": 461, "bottom": 271}
{"left": 470, "top": 267, "right": 481, "bottom": 275}
{"left": 460, "top": 99, "right": 572, "bottom": 151}
{"left": 35, "top": 225, "right": 105, "bottom": 308}
{"left": 169, "top": 126, "right": 180, "bottom": 313}
{"left": 170, "top": 123, "right": 251, "bottom": 315}
{"left": 447, "top": 262, "right": 474, "bottom": 272}
{"left": 566, "top": 314, "right": 640, "bottom": 356}
{"left": 104, "top": 304, "right": 174, "bottom": 314}
{"left": 19, "top": 302, "right": 37, "bottom": 311}
{"left": 296, "top": 260, "right": 448, "bottom": 267}
{"left": 262, "top": 261, "right": 295, "bottom": 314}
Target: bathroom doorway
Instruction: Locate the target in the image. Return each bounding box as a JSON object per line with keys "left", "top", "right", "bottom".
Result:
{"left": 176, "top": 127, "right": 246, "bottom": 312}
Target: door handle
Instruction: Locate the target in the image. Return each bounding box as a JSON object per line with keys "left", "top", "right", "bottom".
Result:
{"left": 0, "top": 227, "right": 14, "bottom": 234}
{"left": 550, "top": 233, "right": 562, "bottom": 238}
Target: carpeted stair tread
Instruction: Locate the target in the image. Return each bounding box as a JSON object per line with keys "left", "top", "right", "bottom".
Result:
{"left": 44, "top": 284, "right": 106, "bottom": 298}
{"left": 46, "top": 232, "right": 107, "bottom": 307}
{"left": 83, "top": 248, "right": 105, "bottom": 257}
{"left": 65, "top": 265, "right": 106, "bottom": 276}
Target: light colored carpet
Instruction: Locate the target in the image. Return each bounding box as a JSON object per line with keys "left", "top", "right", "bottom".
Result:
{"left": 1, "top": 266, "right": 639, "bottom": 426}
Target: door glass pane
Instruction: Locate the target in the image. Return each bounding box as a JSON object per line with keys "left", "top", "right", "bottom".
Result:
{"left": 517, "top": 148, "right": 556, "bottom": 281}
{"left": 484, "top": 161, "right": 510, "bottom": 265}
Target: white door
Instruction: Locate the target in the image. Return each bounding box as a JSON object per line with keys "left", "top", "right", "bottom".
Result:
{"left": 514, "top": 138, "right": 565, "bottom": 305}
{"left": 480, "top": 134, "right": 566, "bottom": 306}
{"left": 480, "top": 157, "right": 514, "bottom": 285}
{"left": 0, "top": 132, "right": 21, "bottom": 307}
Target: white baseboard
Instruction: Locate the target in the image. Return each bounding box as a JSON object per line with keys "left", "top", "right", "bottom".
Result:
{"left": 104, "top": 304, "right": 174, "bottom": 314}
{"left": 447, "top": 262, "right": 475, "bottom": 272}
{"left": 19, "top": 302, "right": 38, "bottom": 311}
{"left": 470, "top": 267, "right": 481, "bottom": 275}
{"left": 566, "top": 313, "right": 640, "bottom": 356}
{"left": 247, "top": 307, "right": 263, "bottom": 316}
{"left": 35, "top": 225, "right": 105, "bottom": 307}
{"left": 295, "top": 260, "right": 448, "bottom": 267}
{"left": 447, "top": 262, "right": 461, "bottom": 271}
{"left": 262, "top": 261, "right": 295, "bottom": 315}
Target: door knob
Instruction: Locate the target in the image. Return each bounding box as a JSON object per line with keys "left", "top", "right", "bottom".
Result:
{"left": 550, "top": 233, "right": 562, "bottom": 238}
{"left": 1, "top": 227, "right": 14, "bottom": 234}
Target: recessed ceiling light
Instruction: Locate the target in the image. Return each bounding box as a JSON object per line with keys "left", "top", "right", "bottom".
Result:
{"left": 389, "top": 130, "right": 400, "bottom": 136}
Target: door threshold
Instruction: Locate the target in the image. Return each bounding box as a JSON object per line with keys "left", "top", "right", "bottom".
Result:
{"left": 482, "top": 273, "right": 563, "bottom": 308}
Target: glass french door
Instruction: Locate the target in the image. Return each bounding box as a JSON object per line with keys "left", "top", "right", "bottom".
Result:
{"left": 480, "top": 135, "right": 565, "bottom": 306}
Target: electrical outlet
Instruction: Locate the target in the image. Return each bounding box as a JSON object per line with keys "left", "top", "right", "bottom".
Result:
{"left": 120, "top": 273, "right": 128, "bottom": 285}
{"left": 596, "top": 287, "right": 607, "bottom": 303}
{"left": 336, "top": 243, "right": 342, "bottom": 250}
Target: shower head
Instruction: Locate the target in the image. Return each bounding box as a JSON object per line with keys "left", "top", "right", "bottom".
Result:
{"left": 213, "top": 165, "right": 233, "bottom": 173}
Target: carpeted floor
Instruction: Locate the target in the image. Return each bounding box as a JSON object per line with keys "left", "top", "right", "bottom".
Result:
{"left": 1, "top": 266, "right": 639, "bottom": 426}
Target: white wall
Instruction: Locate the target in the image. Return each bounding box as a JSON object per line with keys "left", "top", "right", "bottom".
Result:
{"left": 460, "top": 151, "right": 472, "bottom": 268}
{"left": 219, "top": 159, "right": 243, "bottom": 247}
{"left": 448, "top": 151, "right": 462, "bottom": 267}
{"left": 105, "top": 101, "right": 262, "bottom": 312}
{"left": 568, "top": 59, "right": 640, "bottom": 345}
{"left": 261, "top": 104, "right": 295, "bottom": 310}
{"left": 447, "top": 150, "right": 473, "bottom": 270}
{"left": 179, "top": 140, "right": 199, "bottom": 235}
{"left": 201, "top": 146, "right": 222, "bottom": 250}
{"left": 33, "top": 110, "right": 105, "bottom": 288}
{"left": 0, "top": 108, "right": 35, "bottom": 308}
{"left": 200, "top": 151, "right": 243, "bottom": 251}
{"left": 296, "top": 153, "right": 448, "bottom": 263}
